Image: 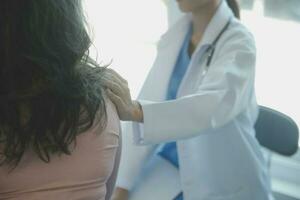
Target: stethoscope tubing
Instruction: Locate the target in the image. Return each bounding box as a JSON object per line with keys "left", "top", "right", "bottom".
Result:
{"left": 205, "top": 17, "right": 233, "bottom": 67}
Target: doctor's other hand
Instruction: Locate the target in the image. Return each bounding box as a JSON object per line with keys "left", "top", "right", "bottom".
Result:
{"left": 101, "top": 69, "right": 143, "bottom": 122}
{"left": 111, "top": 187, "right": 129, "bottom": 200}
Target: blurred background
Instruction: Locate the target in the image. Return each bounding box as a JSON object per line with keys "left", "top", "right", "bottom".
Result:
{"left": 84, "top": 0, "right": 300, "bottom": 199}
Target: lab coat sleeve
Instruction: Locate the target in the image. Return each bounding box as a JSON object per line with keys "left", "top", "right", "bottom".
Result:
{"left": 134, "top": 33, "right": 256, "bottom": 145}
{"left": 116, "top": 121, "right": 158, "bottom": 190}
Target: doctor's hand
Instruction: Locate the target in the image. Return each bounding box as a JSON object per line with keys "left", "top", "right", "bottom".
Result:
{"left": 111, "top": 187, "right": 129, "bottom": 200}
{"left": 101, "top": 69, "right": 143, "bottom": 122}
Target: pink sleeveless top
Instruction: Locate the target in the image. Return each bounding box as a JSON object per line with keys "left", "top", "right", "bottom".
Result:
{"left": 0, "top": 99, "right": 121, "bottom": 200}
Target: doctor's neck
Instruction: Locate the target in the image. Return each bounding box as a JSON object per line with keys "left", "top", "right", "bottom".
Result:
{"left": 190, "top": 0, "right": 221, "bottom": 45}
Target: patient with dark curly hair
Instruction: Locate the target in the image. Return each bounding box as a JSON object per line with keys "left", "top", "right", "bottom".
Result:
{"left": 0, "top": 1, "right": 121, "bottom": 199}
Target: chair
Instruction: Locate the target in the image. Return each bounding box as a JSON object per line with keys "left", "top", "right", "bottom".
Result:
{"left": 255, "top": 105, "right": 299, "bottom": 200}
{"left": 255, "top": 106, "right": 299, "bottom": 156}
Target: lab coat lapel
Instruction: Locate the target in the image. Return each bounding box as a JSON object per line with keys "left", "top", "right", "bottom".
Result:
{"left": 176, "top": 0, "right": 234, "bottom": 97}
{"left": 178, "top": 1, "right": 237, "bottom": 199}
{"left": 138, "top": 15, "right": 192, "bottom": 101}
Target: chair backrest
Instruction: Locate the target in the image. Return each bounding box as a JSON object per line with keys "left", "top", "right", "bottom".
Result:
{"left": 255, "top": 106, "right": 299, "bottom": 156}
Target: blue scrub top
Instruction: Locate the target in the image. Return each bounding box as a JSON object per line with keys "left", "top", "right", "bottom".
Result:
{"left": 158, "top": 26, "right": 193, "bottom": 170}
{"left": 166, "top": 26, "right": 192, "bottom": 101}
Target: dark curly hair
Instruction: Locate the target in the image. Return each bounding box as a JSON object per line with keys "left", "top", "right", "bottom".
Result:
{"left": 0, "top": 0, "right": 107, "bottom": 167}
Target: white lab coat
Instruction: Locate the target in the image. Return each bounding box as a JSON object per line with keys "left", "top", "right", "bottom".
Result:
{"left": 117, "top": 1, "right": 274, "bottom": 200}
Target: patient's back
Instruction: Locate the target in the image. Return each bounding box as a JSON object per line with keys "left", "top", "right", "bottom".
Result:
{"left": 0, "top": 99, "right": 120, "bottom": 200}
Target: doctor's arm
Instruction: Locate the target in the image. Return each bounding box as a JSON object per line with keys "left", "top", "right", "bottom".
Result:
{"left": 102, "top": 34, "right": 256, "bottom": 144}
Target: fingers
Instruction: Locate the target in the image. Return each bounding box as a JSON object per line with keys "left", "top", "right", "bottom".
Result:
{"left": 104, "top": 68, "right": 128, "bottom": 87}
{"left": 101, "top": 77, "right": 124, "bottom": 97}
{"left": 106, "top": 68, "right": 128, "bottom": 84}
{"left": 101, "top": 69, "right": 131, "bottom": 100}
{"left": 104, "top": 72, "right": 124, "bottom": 88}
{"left": 106, "top": 89, "right": 125, "bottom": 109}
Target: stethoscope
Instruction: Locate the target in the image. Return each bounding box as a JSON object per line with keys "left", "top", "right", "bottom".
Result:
{"left": 205, "top": 17, "right": 232, "bottom": 68}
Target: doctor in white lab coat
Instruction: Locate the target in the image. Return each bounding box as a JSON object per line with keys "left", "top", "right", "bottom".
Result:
{"left": 103, "top": 0, "right": 274, "bottom": 200}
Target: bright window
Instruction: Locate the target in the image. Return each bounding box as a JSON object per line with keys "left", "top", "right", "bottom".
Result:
{"left": 84, "top": 0, "right": 168, "bottom": 98}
